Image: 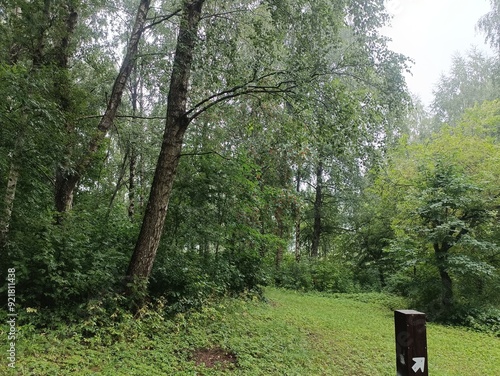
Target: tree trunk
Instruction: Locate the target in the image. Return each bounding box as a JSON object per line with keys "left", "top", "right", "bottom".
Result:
{"left": 434, "top": 243, "right": 453, "bottom": 311}
{"left": 0, "top": 100, "right": 26, "bottom": 245}
{"left": 128, "top": 63, "right": 140, "bottom": 219}
{"left": 311, "top": 161, "right": 323, "bottom": 258}
{"left": 294, "top": 169, "right": 301, "bottom": 262}
{"left": 378, "top": 266, "right": 386, "bottom": 288}
{"left": 0, "top": 161, "right": 20, "bottom": 251}
{"left": 438, "top": 267, "right": 453, "bottom": 309}
{"left": 54, "top": 0, "right": 151, "bottom": 214}
{"left": 52, "top": 3, "right": 79, "bottom": 218}
{"left": 32, "top": 0, "right": 51, "bottom": 67}
{"left": 274, "top": 206, "right": 285, "bottom": 268}
{"left": 128, "top": 144, "right": 137, "bottom": 219}
{"left": 126, "top": 0, "right": 205, "bottom": 287}
{"left": 294, "top": 214, "right": 301, "bottom": 262}
{"left": 55, "top": 169, "right": 79, "bottom": 214}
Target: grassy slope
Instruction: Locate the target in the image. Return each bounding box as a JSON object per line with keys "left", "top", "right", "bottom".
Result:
{"left": 264, "top": 289, "right": 500, "bottom": 375}
{"left": 1, "top": 288, "right": 499, "bottom": 375}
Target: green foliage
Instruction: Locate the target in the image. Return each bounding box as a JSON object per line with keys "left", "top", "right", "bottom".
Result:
{"left": 0, "top": 0, "right": 410, "bottom": 324}
{"left": 309, "top": 257, "right": 359, "bottom": 293}
{"left": 345, "top": 178, "right": 399, "bottom": 290}
{"left": 273, "top": 256, "right": 314, "bottom": 291}
{"left": 274, "top": 255, "right": 360, "bottom": 293}
{"left": 2, "top": 206, "right": 136, "bottom": 310}
{"left": 150, "top": 250, "right": 230, "bottom": 314}
{"left": 457, "top": 307, "right": 500, "bottom": 337}
{"left": 477, "top": 0, "right": 500, "bottom": 53}
{"left": 385, "top": 262, "right": 444, "bottom": 314}
{"left": 431, "top": 48, "right": 499, "bottom": 126}
{"left": 146, "top": 148, "right": 277, "bottom": 312}
{"left": 414, "top": 162, "right": 493, "bottom": 246}
{"left": 0, "top": 63, "right": 65, "bottom": 163}
{"left": 363, "top": 108, "right": 500, "bottom": 322}
{"left": 457, "top": 98, "right": 500, "bottom": 140}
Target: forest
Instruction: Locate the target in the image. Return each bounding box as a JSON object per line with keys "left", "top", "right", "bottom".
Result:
{"left": 1, "top": 0, "right": 500, "bottom": 354}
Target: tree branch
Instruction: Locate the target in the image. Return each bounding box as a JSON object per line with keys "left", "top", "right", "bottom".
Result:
{"left": 185, "top": 71, "right": 296, "bottom": 121}
{"left": 145, "top": 8, "right": 181, "bottom": 30}
{"left": 201, "top": 9, "right": 247, "bottom": 21}
{"left": 179, "top": 150, "right": 232, "bottom": 160}
{"left": 77, "top": 114, "right": 166, "bottom": 121}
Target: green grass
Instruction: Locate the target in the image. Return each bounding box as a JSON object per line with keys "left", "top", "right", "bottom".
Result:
{"left": 1, "top": 288, "right": 499, "bottom": 375}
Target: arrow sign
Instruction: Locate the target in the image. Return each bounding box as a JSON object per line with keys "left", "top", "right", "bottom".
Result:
{"left": 412, "top": 357, "right": 425, "bottom": 373}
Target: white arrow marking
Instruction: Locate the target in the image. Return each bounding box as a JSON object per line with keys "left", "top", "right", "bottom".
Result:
{"left": 412, "top": 357, "right": 425, "bottom": 373}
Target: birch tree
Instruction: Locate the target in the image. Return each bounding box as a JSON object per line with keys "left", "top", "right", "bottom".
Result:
{"left": 125, "top": 0, "right": 410, "bottom": 296}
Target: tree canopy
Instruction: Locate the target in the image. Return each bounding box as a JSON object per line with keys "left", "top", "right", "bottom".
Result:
{"left": 0, "top": 0, "right": 499, "bottom": 334}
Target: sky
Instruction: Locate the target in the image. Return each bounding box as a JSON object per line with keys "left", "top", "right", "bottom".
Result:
{"left": 381, "top": 0, "right": 493, "bottom": 106}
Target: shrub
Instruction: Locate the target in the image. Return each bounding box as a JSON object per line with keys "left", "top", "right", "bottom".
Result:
{"left": 2, "top": 207, "right": 134, "bottom": 311}
{"left": 274, "top": 255, "right": 360, "bottom": 293}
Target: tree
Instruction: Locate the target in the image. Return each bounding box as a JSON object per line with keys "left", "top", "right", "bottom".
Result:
{"left": 0, "top": 0, "right": 72, "bottom": 258}
{"left": 457, "top": 98, "right": 500, "bottom": 140}
{"left": 477, "top": 0, "right": 500, "bottom": 54}
{"left": 431, "top": 48, "right": 499, "bottom": 126}
{"left": 0, "top": 0, "right": 69, "bottom": 247}
{"left": 349, "top": 177, "right": 397, "bottom": 288}
{"left": 403, "top": 94, "right": 434, "bottom": 141}
{"left": 414, "top": 162, "right": 494, "bottom": 312}
{"left": 54, "top": 0, "right": 153, "bottom": 215}
{"left": 0, "top": 0, "right": 411, "bottom": 311}
{"left": 125, "top": 0, "right": 410, "bottom": 294}
{"left": 298, "top": 74, "right": 407, "bottom": 258}
{"left": 126, "top": 0, "right": 207, "bottom": 286}
{"left": 377, "top": 122, "right": 500, "bottom": 317}
{"left": 123, "top": 0, "right": 310, "bottom": 285}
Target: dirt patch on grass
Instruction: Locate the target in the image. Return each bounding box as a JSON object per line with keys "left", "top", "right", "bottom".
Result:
{"left": 191, "top": 347, "right": 238, "bottom": 370}
{"left": 269, "top": 299, "right": 280, "bottom": 307}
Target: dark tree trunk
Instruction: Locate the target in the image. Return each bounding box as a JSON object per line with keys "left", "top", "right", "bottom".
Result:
{"left": 54, "top": 0, "right": 151, "bottom": 214}
{"left": 438, "top": 267, "right": 453, "bottom": 309}
{"left": 311, "top": 161, "right": 323, "bottom": 258}
{"left": 55, "top": 169, "right": 79, "bottom": 214}
{"left": 378, "top": 266, "right": 386, "bottom": 288}
{"left": 52, "top": 3, "right": 79, "bottom": 218}
{"left": 126, "top": 0, "right": 205, "bottom": 287}
{"left": 434, "top": 243, "right": 453, "bottom": 311}
{"left": 126, "top": 122, "right": 187, "bottom": 281}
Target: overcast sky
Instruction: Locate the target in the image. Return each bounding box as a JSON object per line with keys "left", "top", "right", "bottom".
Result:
{"left": 381, "top": 0, "right": 493, "bottom": 106}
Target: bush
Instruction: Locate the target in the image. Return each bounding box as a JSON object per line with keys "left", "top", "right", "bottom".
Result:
{"left": 149, "top": 246, "right": 268, "bottom": 315}
{"left": 2, "top": 207, "right": 135, "bottom": 311}
{"left": 310, "top": 257, "right": 359, "bottom": 293}
{"left": 385, "top": 265, "right": 444, "bottom": 318}
{"left": 459, "top": 307, "right": 500, "bottom": 337}
{"left": 274, "top": 256, "right": 314, "bottom": 291}
{"left": 384, "top": 264, "right": 500, "bottom": 334}
{"left": 274, "top": 255, "right": 360, "bottom": 293}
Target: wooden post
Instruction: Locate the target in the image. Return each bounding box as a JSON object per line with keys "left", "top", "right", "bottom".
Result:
{"left": 394, "top": 310, "right": 428, "bottom": 376}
